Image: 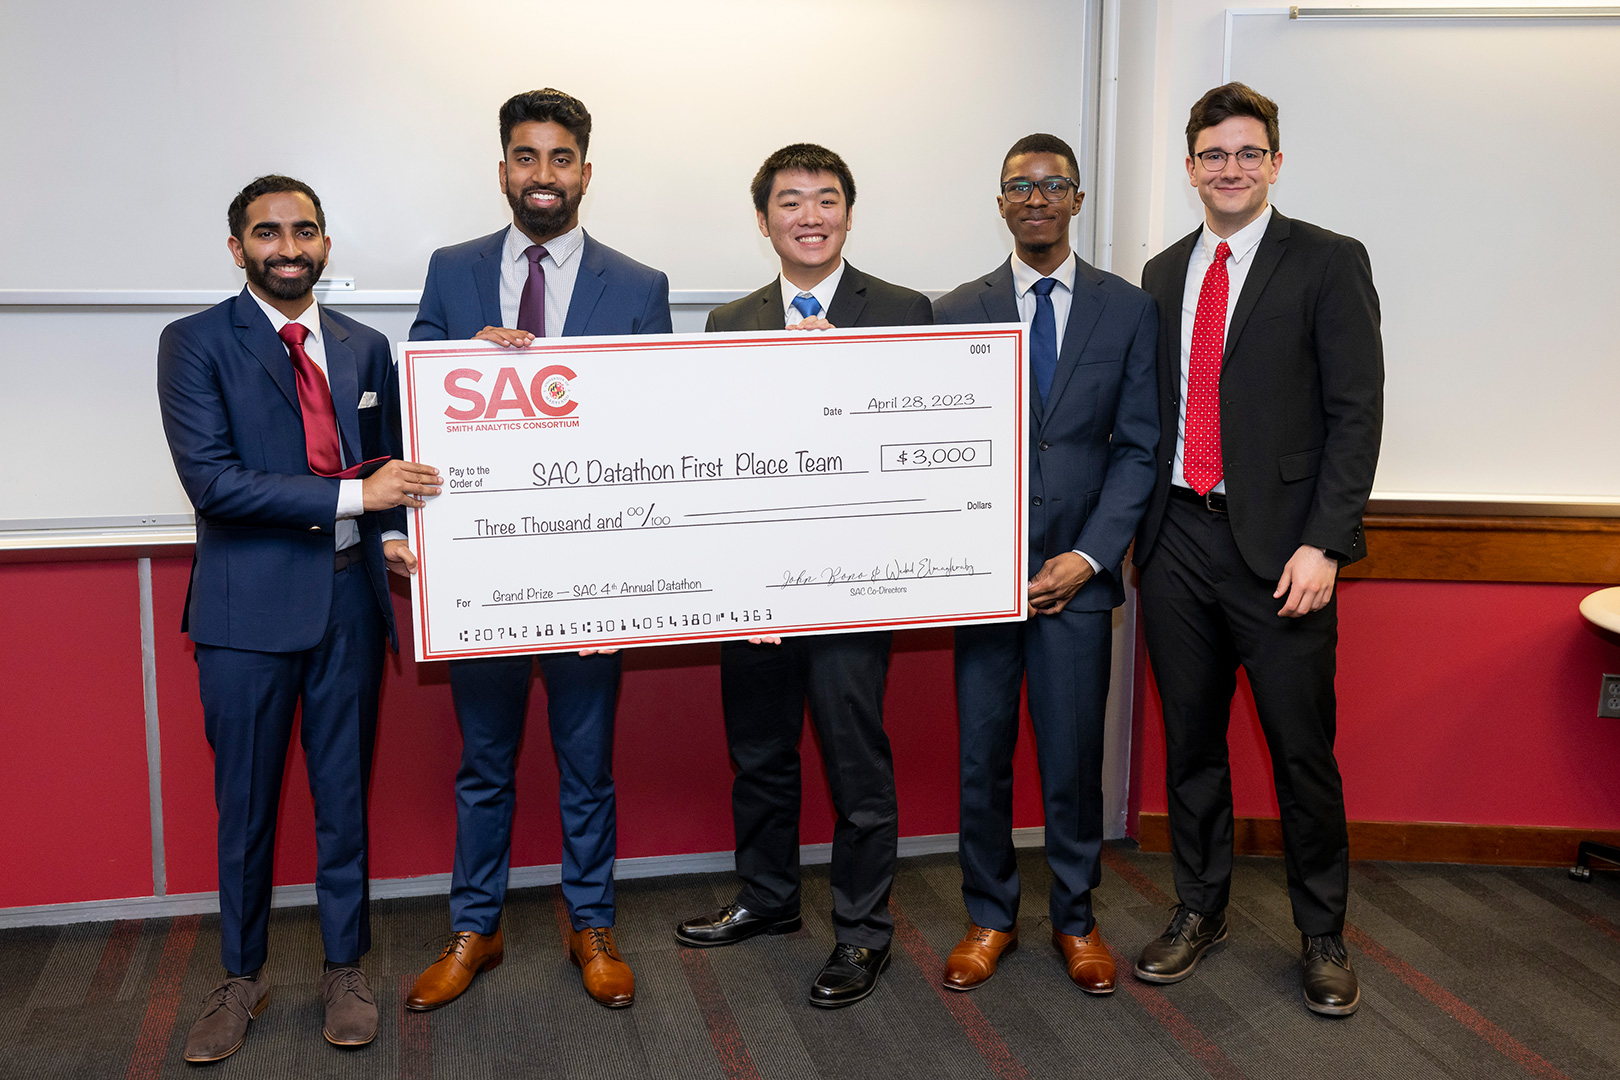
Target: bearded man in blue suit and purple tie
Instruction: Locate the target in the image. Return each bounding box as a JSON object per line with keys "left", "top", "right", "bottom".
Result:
{"left": 404, "top": 88, "right": 672, "bottom": 1013}
{"left": 932, "top": 134, "right": 1158, "bottom": 997}
{"left": 158, "top": 175, "right": 442, "bottom": 1063}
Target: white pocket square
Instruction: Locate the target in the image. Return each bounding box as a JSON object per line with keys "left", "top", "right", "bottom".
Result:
{"left": 358, "top": 391, "right": 379, "bottom": 408}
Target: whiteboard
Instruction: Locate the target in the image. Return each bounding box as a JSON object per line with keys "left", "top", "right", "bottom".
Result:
{"left": 1228, "top": 12, "right": 1620, "bottom": 504}
{"left": 0, "top": 0, "right": 1099, "bottom": 535}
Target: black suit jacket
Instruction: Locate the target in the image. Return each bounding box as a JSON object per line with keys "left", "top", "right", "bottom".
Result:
{"left": 704, "top": 262, "right": 933, "bottom": 332}
{"left": 1134, "top": 211, "right": 1383, "bottom": 580}
{"left": 933, "top": 256, "right": 1158, "bottom": 611}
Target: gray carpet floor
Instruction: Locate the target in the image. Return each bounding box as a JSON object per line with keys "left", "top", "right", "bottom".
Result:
{"left": 2, "top": 844, "right": 1617, "bottom": 1079}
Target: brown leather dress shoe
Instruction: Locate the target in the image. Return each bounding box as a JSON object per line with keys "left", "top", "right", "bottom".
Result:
{"left": 1052, "top": 926, "right": 1116, "bottom": 994}
{"left": 568, "top": 926, "right": 635, "bottom": 1008}
{"left": 943, "top": 924, "right": 1019, "bottom": 991}
{"left": 405, "top": 927, "right": 504, "bottom": 1011}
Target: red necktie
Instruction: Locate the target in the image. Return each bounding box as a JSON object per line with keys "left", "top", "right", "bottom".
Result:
{"left": 1184, "top": 240, "right": 1231, "bottom": 496}
{"left": 279, "top": 321, "right": 355, "bottom": 479}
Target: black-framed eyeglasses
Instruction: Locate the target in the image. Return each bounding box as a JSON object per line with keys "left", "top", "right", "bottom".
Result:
{"left": 1194, "top": 147, "right": 1273, "bottom": 172}
{"left": 1000, "top": 177, "right": 1079, "bottom": 202}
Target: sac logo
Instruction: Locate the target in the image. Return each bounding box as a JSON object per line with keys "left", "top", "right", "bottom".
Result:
{"left": 443, "top": 365, "right": 579, "bottom": 428}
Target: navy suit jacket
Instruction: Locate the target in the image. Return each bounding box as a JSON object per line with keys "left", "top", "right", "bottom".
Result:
{"left": 410, "top": 228, "right": 672, "bottom": 341}
{"left": 157, "top": 288, "right": 404, "bottom": 652}
{"left": 933, "top": 256, "right": 1158, "bottom": 611}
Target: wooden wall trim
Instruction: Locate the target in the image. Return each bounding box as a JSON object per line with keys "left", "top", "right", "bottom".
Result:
{"left": 1135, "top": 813, "right": 1620, "bottom": 868}
{"left": 1342, "top": 514, "right": 1620, "bottom": 584}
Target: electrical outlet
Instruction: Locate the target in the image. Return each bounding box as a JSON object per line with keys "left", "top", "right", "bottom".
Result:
{"left": 1602, "top": 674, "right": 1620, "bottom": 719}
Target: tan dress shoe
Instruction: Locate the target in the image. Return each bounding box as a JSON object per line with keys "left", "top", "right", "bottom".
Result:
{"left": 943, "top": 924, "right": 1019, "bottom": 990}
{"left": 1052, "top": 926, "right": 1116, "bottom": 994}
{"left": 568, "top": 926, "right": 635, "bottom": 1008}
{"left": 406, "top": 927, "right": 504, "bottom": 1011}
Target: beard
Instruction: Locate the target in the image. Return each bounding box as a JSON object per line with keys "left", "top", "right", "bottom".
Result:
{"left": 245, "top": 252, "right": 325, "bottom": 301}
{"left": 507, "top": 182, "right": 580, "bottom": 239}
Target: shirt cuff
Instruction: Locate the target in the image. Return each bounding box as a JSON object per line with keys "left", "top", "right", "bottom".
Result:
{"left": 382, "top": 530, "right": 407, "bottom": 545}
{"left": 1073, "top": 550, "right": 1102, "bottom": 574}
{"left": 336, "top": 479, "right": 364, "bottom": 520}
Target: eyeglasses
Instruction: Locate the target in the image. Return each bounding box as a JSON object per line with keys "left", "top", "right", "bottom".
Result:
{"left": 1000, "top": 177, "right": 1078, "bottom": 202}
{"left": 1194, "top": 147, "right": 1273, "bottom": 172}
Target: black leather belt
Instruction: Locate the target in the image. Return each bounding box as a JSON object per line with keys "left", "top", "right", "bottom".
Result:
{"left": 1170, "top": 485, "right": 1228, "bottom": 514}
{"left": 334, "top": 547, "right": 360, "bottom": 572}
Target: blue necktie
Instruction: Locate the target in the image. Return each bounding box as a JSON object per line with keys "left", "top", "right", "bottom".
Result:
{"left": 791, "top": 293, "right": 822, "bottom": 323}
{"left": 1030, "top": 277, "right": 1058, "bottom": 404}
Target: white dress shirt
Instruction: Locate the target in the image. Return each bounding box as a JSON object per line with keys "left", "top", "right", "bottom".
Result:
{"left": 778, "top": 260, "right": 846, "bottom": 325}
{"left": 499, "top": 222, "right": 586, "bottom": 337}
{"left": 1007, "top": 252, "right": 1098, "bottom": 576}
{"left": 1009, "top": 251, "right": 1077, "bottom": 354}
{"left": 1173, "top": 205, "right": 1273, "bottom": 494}
{"left": 246, "top": 290, "right": 362, "bottom": 551}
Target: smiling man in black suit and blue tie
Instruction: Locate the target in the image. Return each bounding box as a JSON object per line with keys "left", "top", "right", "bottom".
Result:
{"left": 674, "top": 143, "right": 932, "bottom": 1009}
{"left": 932, "top": 133, "right": 1158, "bottom": 998}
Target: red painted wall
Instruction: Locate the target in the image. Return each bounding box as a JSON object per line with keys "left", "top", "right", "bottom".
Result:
{"left": 0, "top": 561, "right": 152, "bottom": 907}
{"left": 1129, "top": 579, "right": 1620, "bottom": 831}
{"left": 144, "top": 554, "right": 1046, "bottom": 900}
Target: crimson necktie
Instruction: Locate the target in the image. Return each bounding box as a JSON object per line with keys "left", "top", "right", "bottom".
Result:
{"left": 517, "top": 245, "right": 549, "bottom": 336}
{"left": 1183, "top": 240, "right": 1231, "bottom": 495}
{"left": 278, "top": 322, "right": 380, "bottom": 480}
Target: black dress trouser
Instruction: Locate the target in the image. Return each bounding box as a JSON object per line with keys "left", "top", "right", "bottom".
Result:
{"left": 720, "top": 631, "right": 897, "bottom": 949}
{"left": 1139, "top": 494, "right": 1349, "bottom": 935}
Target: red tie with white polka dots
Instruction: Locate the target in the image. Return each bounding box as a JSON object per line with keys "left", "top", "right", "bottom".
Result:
{"left": 1184, "top": 240, "right": 1231, "bottom": 496}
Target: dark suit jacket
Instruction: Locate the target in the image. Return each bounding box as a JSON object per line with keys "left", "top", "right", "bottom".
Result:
{"left": 1134, "top": 211, "right": 1383, "bottom": 580}
{"left": 704, "top": 262, "right": 932, "bottom": 333}
{"left": 410, "top": 228, "right": 672, "bottom": 341}
{"left": 934, "top": 255, "right": 1158, "bottom": 611}
{"left": 157, "top": 289, "right": 403, "bottom": 652}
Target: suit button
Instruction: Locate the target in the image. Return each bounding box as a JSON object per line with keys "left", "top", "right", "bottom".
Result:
{"left": 1039, "top": 441, "right": 1050, "bottom": 451}
{"left": 1032, "top": 496, "right": 1043, "bottom": 507}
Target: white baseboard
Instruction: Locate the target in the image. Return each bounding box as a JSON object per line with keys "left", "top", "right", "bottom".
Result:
{"left": 0, "top": 828, "right": 1045, "bottom": 930}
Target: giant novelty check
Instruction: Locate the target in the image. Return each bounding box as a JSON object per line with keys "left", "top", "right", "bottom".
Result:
{"left": 399, "top": 324, "right": 1028, "bottom": 661}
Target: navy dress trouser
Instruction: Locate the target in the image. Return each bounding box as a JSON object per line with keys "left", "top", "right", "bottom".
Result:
{"left": 954, "top": 608, "right": 1112, "bottom": 938}
{"left": 196, "top": 559, "right": 384, "bottom": 976}
{"left": 446, "top": 651, "right": 621, "bottom": 933}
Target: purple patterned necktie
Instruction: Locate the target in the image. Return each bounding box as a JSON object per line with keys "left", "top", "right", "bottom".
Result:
{"left": 517, "top": 244, "right": 549, "bottom": 336}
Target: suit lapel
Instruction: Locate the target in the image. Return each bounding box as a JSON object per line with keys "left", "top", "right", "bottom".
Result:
{"left": 320, "top": 309, "right": 362, "bottom": 464}
{"left": 753, "top": 285, "right": 785, "bottom": 330}
{"left": 562, "top": 231, "right": 608, "bottom": 337}
{"left": 825, "top": 263, "right": 868, "bottom": 328}
{"left": 233, "top": 289, "right": 299, "bottom": 412}
{"left": 1040, "top": 256, "right": 1108, "bottom": 428}
{"left": 1223, "top": 211, "right": 1290, "bottom": 366}
{"left": 1162, "top": 228, "right": 1201, "bottom": 364}
{"left": 474, "top": 229, "right": 504, "bottom": 330}
{"left": 978, "top": 260, "right": 1020, "bottom": 324}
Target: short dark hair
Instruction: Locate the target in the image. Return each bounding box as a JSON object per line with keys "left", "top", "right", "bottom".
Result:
{"left": 750, "top": 143, "right": 856, "bottom": 213}
{"left": 499, "top": 88, "right": 592, "bottom": 159}
{"left": 1002, "top": 133, "right": 1080, "bottom": 180}
{"left": 1185, "top": 82, "right": 1280, "bottom": 156}
{"left": 227, "top": 175, "right": 325, "bottom": 241}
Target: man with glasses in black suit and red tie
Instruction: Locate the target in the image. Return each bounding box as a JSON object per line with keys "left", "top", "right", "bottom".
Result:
{"left": 1132, "top": 83, "right": 1383, "bottom": 1016}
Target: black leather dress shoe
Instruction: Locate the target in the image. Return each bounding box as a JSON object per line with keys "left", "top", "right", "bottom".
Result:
{"left": 1134, "top": 905, "right": 1227, "bottom": 984}
{"left": 809, "top": 943, "right": 890, "bottom": 1008}
{"left": 1302, "top": 933, "right": 1359, "bottom": 1016}
{"left": 674, "top": 903, "right": 802, "bottom": 947}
